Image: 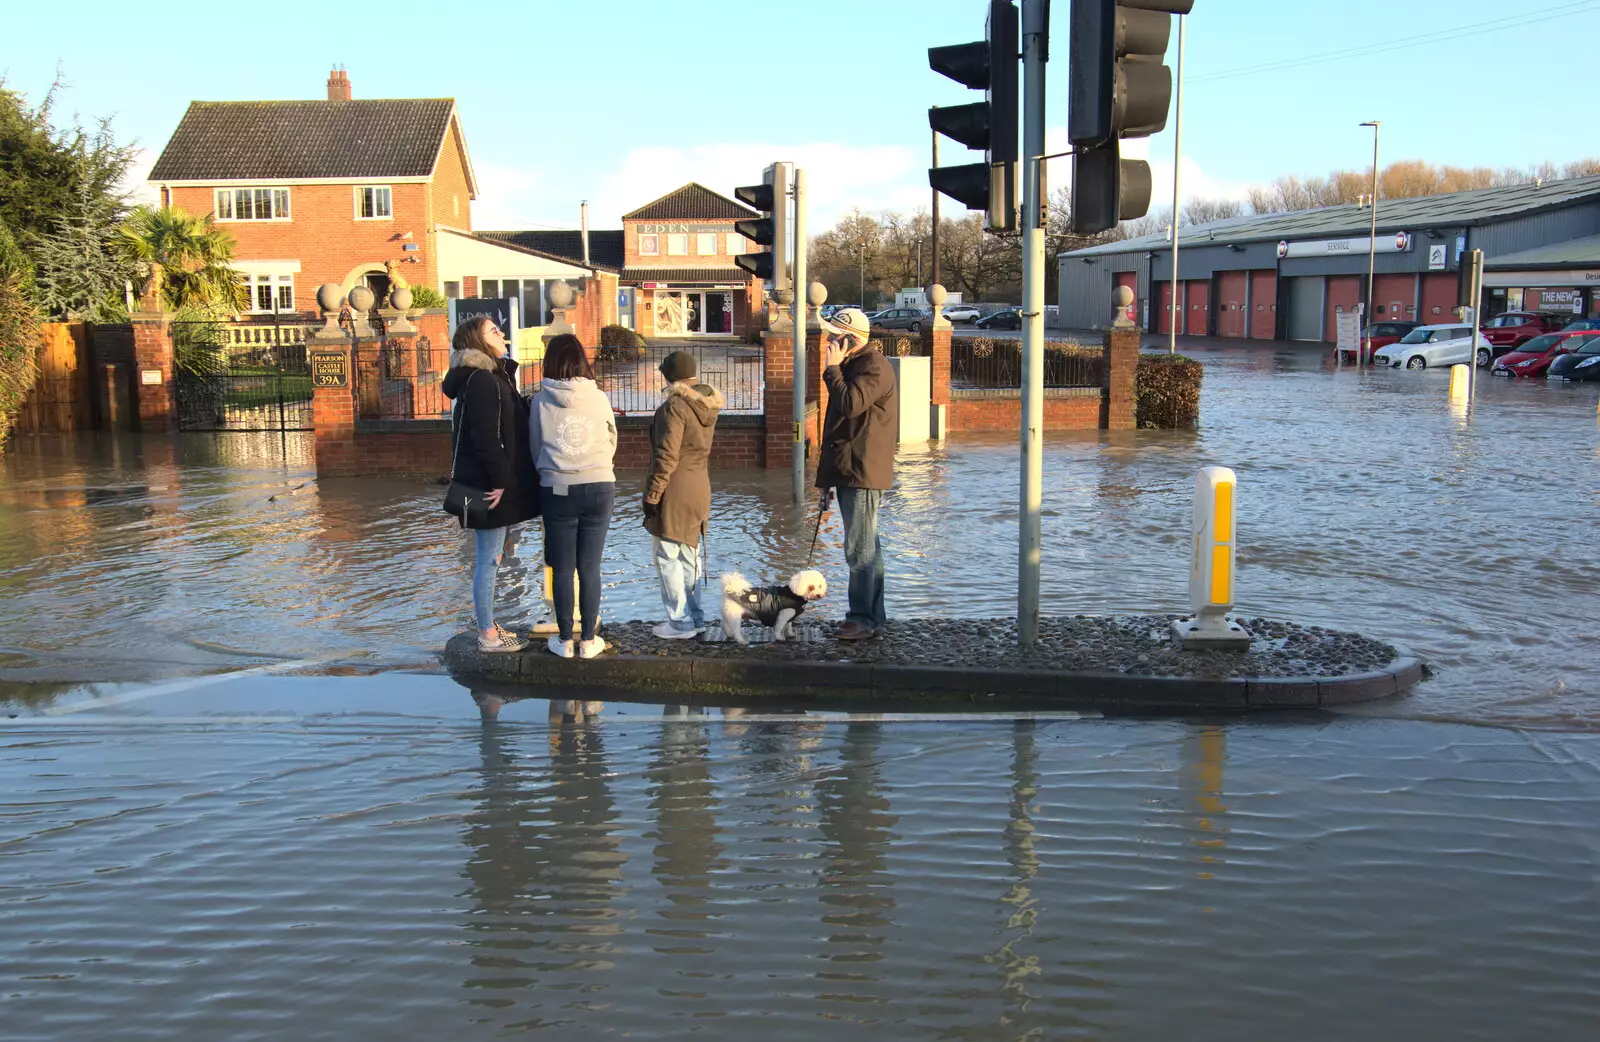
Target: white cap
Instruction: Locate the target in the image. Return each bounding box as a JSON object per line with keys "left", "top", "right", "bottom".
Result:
{"left": 819, "top": 307, "right": 872, "bottom": 343}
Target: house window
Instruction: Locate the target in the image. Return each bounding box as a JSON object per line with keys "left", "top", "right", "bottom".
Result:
{"left": 444, "top": 281, "right": 460, "bottom": 299}
{"left": 243, "top": 274, "right": 295, "bottom": 313}
{"left": 639, "top": 234, "right": 660, "bottom": 256}
{"left": 667, "top": 234, "right": 688, "bottom": 256}
{"left": 356, "top": 186, "right": 393, "bottom": 220}
{"left": 215, "top": 187, "right": 290, "bottom": 221}
{"left": 696, "top": 233, "right": 719, "bottom": 256}
{"left": 726, "top": 233, "right": 745, "bottom": 255}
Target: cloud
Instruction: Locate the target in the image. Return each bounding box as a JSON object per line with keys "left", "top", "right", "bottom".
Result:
{"left": 469, "top": 162, "right": 548, "bottom": 230}
{"left": 119, "top": 147, "right": 160, "bottom": 207}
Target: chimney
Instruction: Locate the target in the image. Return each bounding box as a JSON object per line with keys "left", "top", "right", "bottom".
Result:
{"left": 327, "top": 66, "right": 351, "bottom": 102}
{"left": 580, "top": 201, "right": 591, "bottom": 266}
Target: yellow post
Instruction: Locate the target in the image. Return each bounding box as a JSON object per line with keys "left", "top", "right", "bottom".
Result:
{"left": 1449, "top": 364, "right": 1470, "bottom": 401}
{"left": 1172, "top": 466, "right": 1252, "bottom": 650}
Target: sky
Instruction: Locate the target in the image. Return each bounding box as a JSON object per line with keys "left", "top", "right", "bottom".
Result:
{"left": 7, "top": 0, "right": 1599, "bottom": 232}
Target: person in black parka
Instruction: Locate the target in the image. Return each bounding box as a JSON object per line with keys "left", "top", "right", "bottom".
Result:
{"left": 441, "top": 315, "right": 541, "bottom": 652}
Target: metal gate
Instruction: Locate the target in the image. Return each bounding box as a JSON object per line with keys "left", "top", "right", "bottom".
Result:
{"left": 172, "top": 317, "right": 312, "bottom": 431}
{"left": 1284, "top": 277, "right": 1325, "bottom": 342}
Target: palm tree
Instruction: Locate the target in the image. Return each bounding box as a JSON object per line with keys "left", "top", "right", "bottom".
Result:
{"left": 115, "top": 205, "right": 246, "bottom": 312}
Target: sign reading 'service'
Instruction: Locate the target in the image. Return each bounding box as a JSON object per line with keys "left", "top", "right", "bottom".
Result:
{"left": 1277, "top": 233, "right": 1413, "bottom": 259}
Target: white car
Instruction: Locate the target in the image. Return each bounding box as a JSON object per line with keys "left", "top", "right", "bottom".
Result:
{"left": 1372, "top": 323, "right": 1491, "bottom": 370}
{"left": 941, "top": 304, "right": 982, "bottom": 323}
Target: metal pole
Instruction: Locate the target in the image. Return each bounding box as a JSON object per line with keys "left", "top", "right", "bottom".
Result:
{"left": 1018, "top": 0, "right": 1046, "bottom": 647}
{"left": 859, "top": 244, "right": 866, "bottom": 308}
{"left": 931, "top": 128, "right": 942, "bottom": 291}
{"left": 1467, "top": 248, "right": 1482, "bottom": 402}
{"left": 793, "top": 166, "right": 808, "bottom": 502}
{"left": 1168, "top": 13, "right": 1184, "bottom": 355}
{"left": 1363, "top": 120, "right": 1381, "bottom": 367}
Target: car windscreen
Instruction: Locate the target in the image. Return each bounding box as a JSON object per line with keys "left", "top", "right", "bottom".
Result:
{"left": 1398, "top": 329, "right": 1432, "bottom": 344}
{"left": 1518, "top": 334, "right": 1562, "bottom": 353}
{"left": 1575, "top": 337, "right": 1600, "bottom": 354}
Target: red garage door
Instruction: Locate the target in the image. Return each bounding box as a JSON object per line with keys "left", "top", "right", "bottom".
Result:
{"left": 1185, "top": 280, "right": 1210, "bottom": 335}
{"left": 1250, "top": 271, "right": 1277, "bottom": 338}
{"left": 1420, "top": 273, "right": 1457, "bottom": 324}
{"left": 1115, "top": 271, "right": 1139, "bottom": 327}
{"left": 1324, "top": 275, "right": 1362, "bottom": 343}
{"left": 1157, "top": 281, "right": 1174, "bottom": 334}
{"left": 1374, "top": 273, "right": 1416, "bottom": 323}
{"left": 1217, "top": 272, "right": 1247, "bottom": 338}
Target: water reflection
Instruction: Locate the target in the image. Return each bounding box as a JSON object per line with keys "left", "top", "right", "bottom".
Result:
{"left": 459, "top": 710, "right": 629, "bottom": 1021}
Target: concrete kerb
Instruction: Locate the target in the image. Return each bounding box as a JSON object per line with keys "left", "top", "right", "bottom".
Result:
{"left": 443, "top": 635, "right": 1425, "bottom": 711}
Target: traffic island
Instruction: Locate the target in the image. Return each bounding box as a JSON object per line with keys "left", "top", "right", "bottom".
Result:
{"left": 442, "top": 614, "right": 1424, "bottom": 711}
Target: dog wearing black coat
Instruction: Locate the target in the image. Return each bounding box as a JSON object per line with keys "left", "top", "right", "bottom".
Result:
{"left": 719, "top": 570, "right": 827, "bottom": 644}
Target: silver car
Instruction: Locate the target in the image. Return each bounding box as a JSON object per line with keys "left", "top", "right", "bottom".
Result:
{"left": 873, "top": 307, "right": 930, "bottom": 332}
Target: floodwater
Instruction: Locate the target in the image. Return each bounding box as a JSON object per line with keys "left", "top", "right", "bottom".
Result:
{"left": 3, "top": 346, "right": 1600, "bottom": 1039}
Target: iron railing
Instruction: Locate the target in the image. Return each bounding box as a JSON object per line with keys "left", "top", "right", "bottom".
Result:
{"left": 949, "top": 335, "right": 1102, "bottom": 389}
{"left": 593, "top": 340, "right": 765, "bottom": 415}
{"left": 170, "top": 315, "right": 313, "bottom": 431}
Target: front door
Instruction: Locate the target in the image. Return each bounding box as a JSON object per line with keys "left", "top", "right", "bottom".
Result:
{"left": 705, "top": 292, "right": 730, "bottom": 334}
{"left": 685, "top": 293, "right": 703, "bottom": 334}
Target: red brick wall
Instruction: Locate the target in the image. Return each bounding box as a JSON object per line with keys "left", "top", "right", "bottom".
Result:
{"left": 431, "top": 123, "right": 473, "bottom": 231}
{"left": 130, "top": 316, "right": 174, "bottom": 430}
{"left": 947, "top": 393, "right": 1104, "bottom": 432}
{"left": 168, "top": 181, "right": 433, "bottom": 299}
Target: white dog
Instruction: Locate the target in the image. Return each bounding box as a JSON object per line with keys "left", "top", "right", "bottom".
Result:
{"left": 719, "top": 570, "right": 827, "bottom": 644}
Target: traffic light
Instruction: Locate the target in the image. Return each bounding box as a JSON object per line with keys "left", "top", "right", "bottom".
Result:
{"left": 928, "top": 0, "right": 1019, "bottom": 233}
{"left": 1067, "top": 0, "right": 1193, "bottom": 234}
{"left": 734, "top": 162, "right": 790, "bottom": 294}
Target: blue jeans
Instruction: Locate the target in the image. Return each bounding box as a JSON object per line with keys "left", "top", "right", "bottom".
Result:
{"left": 653, "top": 536, "right": 704, "bottom": 631}
{"left": 835, "top": 486, "right": 886, "bottom": 631}
{"left": 542, "top": 482, "right": 615, "bottom": 641}
{"left": 473, "top": 526, "right": 514, "bottom": 632}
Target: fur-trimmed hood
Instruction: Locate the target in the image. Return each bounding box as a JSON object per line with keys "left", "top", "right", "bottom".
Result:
{"left": 448, "top": 347, "right": 500, "bottom": 372}
{"left": 442, "top": 350, "right": 517, "bottom": 400}
{"left": 666, "top": 381, "right": 724, "bottom": 426}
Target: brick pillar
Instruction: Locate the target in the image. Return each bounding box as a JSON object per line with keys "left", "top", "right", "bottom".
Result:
{"left": 806, "top": 324, "right": 828, "bottom": 449}
{"left": 1103, "top": 326, "right": 1139, "bottom": 430}
{"left": 129, "top": 311, "right": 175, "bottom": 431}
{"left": 922, "top": 323, "right": 952, "bottom": 406}
{"left": 310, "top": 335, "right": 356, "bottom": 477}
{"left": 761, "top": 330, "right": 791, "bottom": 468}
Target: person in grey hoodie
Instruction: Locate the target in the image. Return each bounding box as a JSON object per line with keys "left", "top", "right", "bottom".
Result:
{"left": 529, "top": 334, "right": 618, "bottom": 659}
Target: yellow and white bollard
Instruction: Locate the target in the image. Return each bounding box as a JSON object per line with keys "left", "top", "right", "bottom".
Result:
{"left": 1449, "top": 364, "right": 1470, "bottom": 401}
{"left": 1171, "top": 466, "right": 1253, "bottom": 651}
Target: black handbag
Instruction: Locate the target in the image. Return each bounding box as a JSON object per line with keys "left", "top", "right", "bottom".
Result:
{"left": 443, "top": 372, "right": 497, "bottom": 528}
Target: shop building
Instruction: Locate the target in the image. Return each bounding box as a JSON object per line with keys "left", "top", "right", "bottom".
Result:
{"left": 1058, "top": 175, "right": 1600, "bottom": 340}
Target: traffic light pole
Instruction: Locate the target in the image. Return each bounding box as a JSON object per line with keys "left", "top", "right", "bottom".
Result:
{"left": 1018, "top": 0, "right": 1047, "bottom": 647}
{"left": 792, "top": 166, "right": 808, "bottom": 502}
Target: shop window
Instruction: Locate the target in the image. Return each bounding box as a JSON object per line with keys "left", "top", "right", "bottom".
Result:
{"left": 639, "top": 234, "right": 659, "bottom": 256}
{"left": 696, "top": 233, "right": 718, "bottom": 255}
{"left": 667, "top": 234, "right": 689, "bottom": 256}
{"left": 726, "top": 233, "right": 745, "bottom": 255}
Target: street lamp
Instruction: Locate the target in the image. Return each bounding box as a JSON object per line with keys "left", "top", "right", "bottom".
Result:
{"left": 858, "top": 242, "right": 868, "bottom": 308}
{"left": 1360, "top": 120, "right": 1381, "bottom": 367}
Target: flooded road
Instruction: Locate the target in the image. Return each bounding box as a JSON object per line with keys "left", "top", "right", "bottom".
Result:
{"left": 3, "top": 348, "right": 1600, "bottom": 1038}
{"left": 2, "top": 346, "right": 1597, "bottom": 726}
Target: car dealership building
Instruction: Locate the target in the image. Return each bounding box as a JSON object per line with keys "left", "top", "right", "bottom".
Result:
{"left": 1057, "top": 175, "right": 1600, "bottom": 341}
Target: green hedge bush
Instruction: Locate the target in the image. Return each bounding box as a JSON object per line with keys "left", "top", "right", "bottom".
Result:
{"left": 408, "top": 285, "right": 447, "bottom": 309}
{"left": 596, "top": 323, "right": 646, "bottom": 364}
{"left": 0, "top": 222, "right": 43, "bottom": 454}
{"left": 1135, "top": 353, "right": 1203, "bottom": 428}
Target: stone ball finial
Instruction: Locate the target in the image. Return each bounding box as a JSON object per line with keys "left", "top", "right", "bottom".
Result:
{"left": 773, "top": 287, "right": 795, "bottom": 307}
{"left": 928, "top": 283, "right": 948, "bottom": 308}
{"left": 348, "top": 285, "right": 375, "bottom": 312}
{"left": 316, "top": 283, "right": 342, "bottom": 313}
{"left": 807, "top": 281, "right": 828, "bottom": 308}
{"left": 1113, "top": 285, "right": 1134, "bottom": 309}
{"left": 548, "top": 281, "right": 575, "bottom": 309}
{"left": 389, "top": 285, "right": 413, "bottom": 311}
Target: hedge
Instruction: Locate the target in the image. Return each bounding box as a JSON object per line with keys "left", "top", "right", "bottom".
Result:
{"left": 0, "top": 222, "right": 43, "bottom": 454}
{"left": 1135, "top": 353, "right": 1203, "bottom": 428}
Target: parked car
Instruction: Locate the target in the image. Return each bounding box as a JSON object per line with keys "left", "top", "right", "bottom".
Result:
{"left": 975, "top": 308, "right": 1021, "bottom": 330}
{"left": 873, "top": 307, "right": 930, "bottom": 332}
{"left": 1372, "top": 324, "right": 1490, "bottom": 369}
{"left": 1490, "top": 330, "right": 1597, "bottom": 377}
{"left": 1477, "top": 311, "right": 1570, "bottom": 364}
{"left": 1560, "top": 317, "right": 1600, "bottom": 332}
{"left": 1349, "top": 320, "right": 1419, "bottom": 363}
{"left": 1548, "top": 333, "right": 1600, "bottom": 379}
{"left": 941, "top": 303, "right": 982, "bottom": 323}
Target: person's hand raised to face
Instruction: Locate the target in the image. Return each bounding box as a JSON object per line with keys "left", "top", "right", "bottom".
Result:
{"left": 824, "top": 334, "right": 850, "bottom": 369}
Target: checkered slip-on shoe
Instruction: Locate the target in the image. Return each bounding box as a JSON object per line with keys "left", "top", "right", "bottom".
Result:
{"left": 478, "top": 631, "right": 531, "bottom": 653}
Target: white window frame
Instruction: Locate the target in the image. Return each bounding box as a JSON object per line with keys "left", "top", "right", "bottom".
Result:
{"left": 638, "top": 234, "right": 660, "bottom": 256}
{"left": 667, "top": 234, "right": 689, "bottom": 256}
{"left": 355, "top": 185, "right": 393, "bottom": 221}
{"left": 243, "top": 273, "right": 295, "bottom": 314}
{"left": 696, "top": 233, "right": 719, "bottom": 256}
{"left": 214, "top": 187, "right": 291, "bottom": 222}
{"left": 725, "top": 233, "right": 745, "bottom": 255}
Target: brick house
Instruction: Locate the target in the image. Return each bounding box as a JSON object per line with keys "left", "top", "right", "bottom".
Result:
{"left": 487, "top": 183, "right": 766, "bottom": 337}
{"left": 149, "top": 69, "right": 612, "bottom": 336}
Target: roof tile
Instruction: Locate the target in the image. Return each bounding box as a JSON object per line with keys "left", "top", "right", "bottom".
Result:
{"left": 623, "top": 183, "right": 758, "bottom": 221}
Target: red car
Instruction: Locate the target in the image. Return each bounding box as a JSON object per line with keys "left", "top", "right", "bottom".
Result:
{"left": 1478, "top": 311, "right": 1572, "bottom": 365}
{"left": 1490, "top": 330, "right": 1599, "bottom": 377}
{"left": 1349, "top": 320, "right": 1419, "bottom": 362}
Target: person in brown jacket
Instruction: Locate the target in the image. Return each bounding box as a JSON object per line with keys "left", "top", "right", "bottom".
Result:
{"left": 643, "top": 350, "right": 724, "bottom": 639}
{"left": 816, "top": 307, "right": 898, "bottom": 640}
